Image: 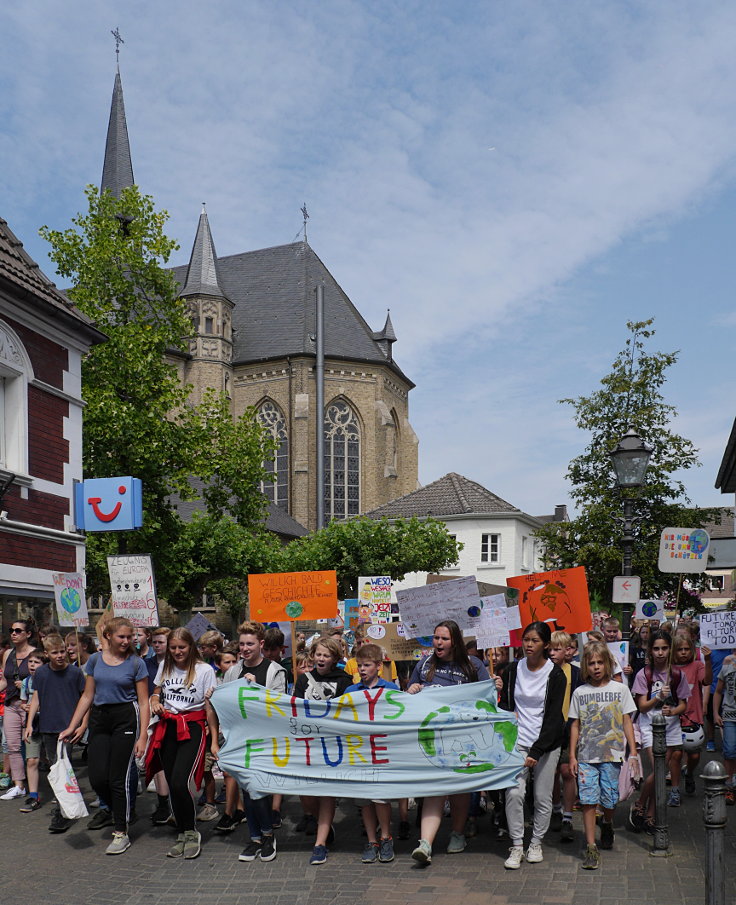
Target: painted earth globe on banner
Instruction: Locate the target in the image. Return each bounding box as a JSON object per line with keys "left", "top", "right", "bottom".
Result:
{"left": 418, "top": 700, "right": 518, "bottom": 774}
{"left": 60, "top": 587, "right": 82, "bottom": 614}
{"left": 689, "top": 530, "right": 708, "bottom": 556}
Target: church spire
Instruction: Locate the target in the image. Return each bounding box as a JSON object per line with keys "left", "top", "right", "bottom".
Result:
{"left": 181, "top": 205, "right": 228, "bottom": 299}
{"left": 101, "top": 37, "right": 134, "bottom": 198}
{"left": 373, "top": 309, "right": 397, "bottom": 360}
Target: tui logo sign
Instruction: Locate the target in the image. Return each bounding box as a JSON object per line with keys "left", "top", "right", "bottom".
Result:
{"left": 74, "top": 477, "right": 143, "bottom": 532}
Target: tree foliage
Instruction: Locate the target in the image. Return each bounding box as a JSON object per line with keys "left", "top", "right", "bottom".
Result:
{"left": 537, "top": 319, "right": 721, "bottom": 610}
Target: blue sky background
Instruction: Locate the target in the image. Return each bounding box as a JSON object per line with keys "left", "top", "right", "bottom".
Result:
{"left": 2, "top": 1, "right": 736, "bottom": 518}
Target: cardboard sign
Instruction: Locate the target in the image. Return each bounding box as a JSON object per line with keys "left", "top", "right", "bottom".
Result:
{"left": 699, "top": 611, "right": 736, "bottom": 650}
{"left": 52, "top": 572, "right": 89, "bottom": 628}
{"left": 248, "top": 571, "right": 338, "bottom": 622}
{"left": 358, "top": 576, "right": 395, "bottom": 623}
{"left": 366, "top": 622, "right": 433, "bottom": 661}
{"left": 185, "top": 612, "right": 221, "bottom": 642}
{"left": 108, "top": 555, "right": 159, "bottom": 627}
{"left": 658, "top": 528, "right": 710, "bottom": 574}
{"left": 507, "top": 567, "right": 592, "bottom": 635}
{"left": 396, "top": 575, "right": 481, "bottom": 638}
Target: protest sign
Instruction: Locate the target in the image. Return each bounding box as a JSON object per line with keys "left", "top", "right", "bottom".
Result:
{"left": 364, "top": 622, "right": 432, "bottom": 661}
{"left": 52, "top": 572, "right": 89, "bottom": 628}
{"left": 474, "top": 594, "right": 511, "bottom": 648}
{"left": 343, "top": 599, "right": 360, "bottom": 628}
{"left": 607, "top": 641, "right": 629, "bottom": 674}
{"left": 658, "top": 528, "right": 710, "bottom": 573}
{"left": 212, "top": 680, "right": 524, "bottom": 800}
{"left": 248, "top": 571, "right": 338, "bottom": 622}
{"left": 699, "top": 611, "right": 736, "bottom": 650}
{"left": 635, "top": 600, "right": 665, "bottom": 623}
{"left": 507, "top": 567, "right": 592, "bottom": 635}
{"left": 358, "top": 576, "right": 396, "bottom": 623}
{"left": 184, "top": 612, "right": 221, "bottom": 642}
{"left": 396, "top": 576, "right": 481, "bottom": 637}
{"left": 107, "top": 555, "right": 159, "bottom": 627}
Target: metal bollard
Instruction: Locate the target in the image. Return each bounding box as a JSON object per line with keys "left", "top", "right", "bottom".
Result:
{"left": 702, "top": 760, "right": 727, "bottom": 905}
{"left": 650, "top": 711, "right": 672, "bottom": 856}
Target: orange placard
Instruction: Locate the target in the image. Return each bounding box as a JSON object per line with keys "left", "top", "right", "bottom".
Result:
{"left": 248, "top": 571, "right": 338, "bottom": 622}
{"left": 506, "top": 566, "right": 592, "bottom": 636}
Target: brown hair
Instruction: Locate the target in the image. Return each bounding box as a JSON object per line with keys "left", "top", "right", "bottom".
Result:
{"left": 161, "top": 628, "right": 202, "bottom": 687}
{"left": 199, "top": 630, "right": 224, "bottom": 650}
{"left": 43, "top": 634, "right": 66, "bottom": 653}
{"left": 355, "top": 643, "right": 384, "bottom": 663}
{"left": 152, "top": 626, "right": 171, "bottom": 639}
{"left": 580, "top": 640, "right": 615, "bottom": 683}
{"left": 313, "top": 635, "right": 343, "bottom": 664}
{"left": 237, "top": 620, "right": 265, "bottom": 641}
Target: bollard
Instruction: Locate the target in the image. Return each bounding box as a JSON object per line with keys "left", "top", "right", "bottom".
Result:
{"left": 650, "top": 711, "right": 672, "bottom": 856}
{"left": 702, "top": 760, "right": 727, "bottom": 905}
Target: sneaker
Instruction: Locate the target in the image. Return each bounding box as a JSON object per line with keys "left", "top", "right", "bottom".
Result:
{"left": 151, "top": 802, "right": 172, "bottom": 825}
{"left": 379, "top": 836, "right": 395, "bottom": 862}
{"left": 668, "top": 789, "right": 681, "bottom": 807}
{"left": 305, "top": 814, "right": 318, "bottom": 835}
{"left": 581, "top": 844, "right": 600, "bottom": 870}
{"left": 271, "top": 809, "right": 282, "bottom": 829}
{"left": 411, "top": 838, "right": 432, "bottom": 865}
{"left": 398, "top": 819, "right": 411, "bottom": 840}
{"left": 105, "top": 832, "right": 131, "bottom": 855}
{"left": 0, "top": 773, "right": 11, "bottom": 790}
{"left": 706, "top": 741, "right": 716, "bottom": 752}
{"left": 525, "top": 842, "right": 543, "bottom": 863}
{"left": 446, "top": 831, "right": 467, "bottom": 854}
{"left": 48, "top": 808, "right": 72, "bottom": 834}
{"left": 260, "top": 835, "right": 277, "bottom": 862}
{"left": 309, "top": 844, "right": 328, "bottom": 865}
{"left": 549, "top": 810, "right": 563, "bottom": 831}
{"left": 504, "top": 845, "right": 524, "bottom": 869}
{"left": 239, "top": 840, "right": 263, "bottom": 861}
{"left": 627, "top": 803, "right": 645, "bottom": 833}
{"left": 183, "top": 830, "right": 201, "bottom": 859}
{"left": 88, "top": 808, "right": 113, "bottom": 830}
{"left": 644, "top": 817, "right": 655, "bottom": 836}
{"left": 0, "top": 786, "right": 26, "bottom": 800}
{"left": 197, "top": 790, "right": 207, "bottom": 806}
{"left": 362, "top": 841, "right": 379, "bottom": 863}
{"left": 465, "top": 815, "right": 478, "bottom": 837}
{"left": 599, "top": 821, "right": 614, "bottom": 850}
{"left": 20, "top": 796, "right": 41, "bottom": 812}
{"left": 89, "top": 797, "right": 101, "bottom": 808}
{"left": 214, "top": 812, "right": 238, "bottom": 833}
{"left": 560, "top": 819, "right": 574, "bottom": 842}
{"left": 197, "top": 803, "right": 219, "bottom": 822}
{"left": 215, "top": 787, "right": 226, "bottom": 803}
{"left": 167, "top": 834, "right": 185, "bottom": 858}
{"left": 685, "top": 774, "right": 696, "bottom": 795}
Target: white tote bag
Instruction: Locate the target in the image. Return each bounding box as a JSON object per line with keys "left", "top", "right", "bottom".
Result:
{"left": 48, "top": 741, "right": 89, "bottom": 819}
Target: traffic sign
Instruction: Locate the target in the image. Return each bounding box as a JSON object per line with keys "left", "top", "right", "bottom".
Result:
{"left": 612, "top": 575, "right": 640, "bottom": 604}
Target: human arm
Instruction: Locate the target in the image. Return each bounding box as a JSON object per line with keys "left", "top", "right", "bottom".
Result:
{"left": 702, "top": 647, "right": 712, "bottom": 687}
{"left": 568, "top": 718, "right": 580, "bottom": 777}
{"left": 59, "top": 674, "right": 95, "bottom": 742}
{"left": 134, "top": 677, "right": 150, "bottom": 758}
{"left": 406, "top": 659, "right": 423, "bottom": 694}
{"left": 713, "top": 677, "right": 724, "bottom": 728}
{"left": 23, "top": 690, "right": 40, "bottom": 741}
{"left": 150, "top": 685, "right": 164, "bottom": 716}
{"left": 622, "top": 712, "right": 640, "bottom": 780}
{"left": 206, "top": 699, "right": 219, "bottom": 758}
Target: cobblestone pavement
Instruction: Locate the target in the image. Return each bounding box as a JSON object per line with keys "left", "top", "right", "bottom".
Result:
{"left": 2, "top": 752, "right": 734, "bottom": 905}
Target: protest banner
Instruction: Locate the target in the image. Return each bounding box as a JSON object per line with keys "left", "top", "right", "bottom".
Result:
{"left": 607, "top": 641, "right": 629, "bottom": 674}
{"left": 699, "top": 611, "right": 736, "bottom": 650}
{"left": 358, "top": 576, "right": 395, "bottom": 623}
{"left": 658, "top": 528, "right": 711, "bottom": 573}
{"left": 396, "top": 575, "right": 481, "bottom": 637}
{"left": 363, "top": 622, "right": 432, "bottom": 661}
{"left": 507, "top": 567, "right": 592, "bottom": 636}
{"left": 52, "top": 572, "right": 89, "bottom": 628}
{"left": 474, "top": 594, "right": 511, "bottom": 649}
{"left": 635, "top": 599, "right": 665, "bottom": 623}
{"left": 248, "top": 571, "right": 338, "bottom": 622}
{"left": 185, "top": 612, "right": 221, "bottom": 642}
{"left": 212, "top": 680, "right": 524, "bottom": 799}
{"left": 107, "top": 555, "right": 159, "bottom": 627}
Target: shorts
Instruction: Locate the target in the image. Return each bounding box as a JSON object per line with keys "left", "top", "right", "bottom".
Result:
{"left": 639, "top": 715, "right": 683, "bottom": 749}
{"left": 204, "top": 749, "right": 216, "bottom": 772}
{"left": 25, "top": 732, "right": 42, "bottom": 759}
{"left": 577, "top": 762, "right": 621, "bottom": 810}
{"left": 723, "top": 721, "right": 736, "bottom": 761}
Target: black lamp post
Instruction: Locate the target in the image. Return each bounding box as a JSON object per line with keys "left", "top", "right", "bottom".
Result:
{"left": 610, "top": 428, "right": 653, "bottom": 640}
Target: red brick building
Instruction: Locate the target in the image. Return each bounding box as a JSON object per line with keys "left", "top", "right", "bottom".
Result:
{"left": 0, "top": 216, "right": 104, "bottom": 627}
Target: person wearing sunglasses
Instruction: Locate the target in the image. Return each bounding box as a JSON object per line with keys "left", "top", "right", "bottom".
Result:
{"left": 0, "top": 618, "right": 38, "bottom": 799}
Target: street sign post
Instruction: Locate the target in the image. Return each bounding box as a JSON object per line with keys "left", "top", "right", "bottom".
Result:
{"left": 612, "top": 575, "right": 640, "bottom": 604}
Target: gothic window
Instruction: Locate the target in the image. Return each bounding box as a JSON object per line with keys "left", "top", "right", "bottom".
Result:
{"left": 0, "top": 322, "right": 31, "bottom": 476}
{"left": 257, "top": 400, "right": 288, "bottom": 509}
{"left": 324, "top": 399, "right": 360, "bottom": 520}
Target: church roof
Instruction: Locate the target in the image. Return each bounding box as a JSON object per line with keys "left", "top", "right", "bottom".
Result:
{"left": 171, "top": 240, "right": 413, "bottom": 386}
{"left": 180, "top": 207, "right": 228, "bottom": 300}
{"left": 101, "top": 69, "right": 134, "bottom": 198}
{"left": 365, "top": 472, "right": 522, "bottom": 519}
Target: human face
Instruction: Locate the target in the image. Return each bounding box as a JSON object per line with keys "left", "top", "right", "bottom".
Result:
{"left": 523, "top": 630, "right": 547, "bottom": 664}
{"left": 639, "top": 625, "right": 650, "bottom": 643}
{"left": 565, "top": 643, "right": 577, "bottom": 663}
{"left": 219, "top": 652, "right": 237, "bottom": 673}
{"left": 549, "top": 645, "right": 566, "bottom": 666}
{"left": 492, "top": 647, "right": 509, "bottom": 668}
{"left": 169, "top": 638, "right": 191, "bottom": 667}
{"left": 263, "top": 646, "right": 283, "bottom": 663}
{"left": 651, "top": 639, "right": 670, "bottom": 669}
{"left": 48, "top": 646, "right": 68, "bottom": 670}
{"left": 675, "top": 642, "right": 692, "bottom": 664}
{"left": 586, "top": 654, "right": 608, "bottom": 686}
{"left": 108, "top": 626, "right": 133, "bottom": 656}
{"left": 433, "top": 627, "right": 453, "bottom": 661}
{"left": 357, "top": 658, "right": 380, "bottom": 686}
{"left": 27, "top": 656, "right": 43, "bottom": 675}
{"left": 199, "top": 642, "right": 216, "bottom": 660}
{"left": 313, "top": 644, "right": 337, "bottom": 674}
{"left": 66, "top": 638, "right": 78, "bottom": 659}
{"left": 239, "top": 633, "right": 262, "bottom": 666}
{"left": 151, "top": 635, "right": 168, "bottom": 658}
{"left": 297, "top": 659, "right": 311, "bottom": 675}
{"left": 133, "top": 627, "right": 148, "bottom": 650}
{"left": 603, "top": 626, "right": 619, "bottom": 642}
{"left": 10, "top": 624, "right": 29, "bottom": 645}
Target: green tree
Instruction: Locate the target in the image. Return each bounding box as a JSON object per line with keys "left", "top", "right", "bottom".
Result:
{"left": 537, "top": 319, "right": 721, "bottom": 610}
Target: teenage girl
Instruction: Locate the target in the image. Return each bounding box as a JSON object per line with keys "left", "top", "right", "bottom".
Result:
{"left": 407, "top": 619, "right": 490, "bottom": 866}
{"left": 671, "top": 632, "right": 711, "bottom": 800}
{"left": 60, "top": 617, "right": 150, "bottom": 855}
{"left": 0, "top": 617, "right": 38, "bottom": 800}
{"left": 147, "top": 628, "right": 217, "bottom": 860}
{"left": 498, "top": 621, "right": 566, "bottom": 870}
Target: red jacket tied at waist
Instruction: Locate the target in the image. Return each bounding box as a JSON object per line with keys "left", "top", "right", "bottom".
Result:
{"left": 145, "top": 708, "right": 208, "bottom": 787}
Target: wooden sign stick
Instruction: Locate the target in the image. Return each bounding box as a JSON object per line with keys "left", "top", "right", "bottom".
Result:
{"left": 291, "top": 621, "right": 298, "bottom": 691}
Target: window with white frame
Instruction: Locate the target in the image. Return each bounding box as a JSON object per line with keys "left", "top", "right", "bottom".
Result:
{"left": 480, "top": 533, "right": 500, "bottom": 563}
{"left": 256, "top": 400, "right": 289, "bottom": 510}
{"left": 521, "top": 536, "right": 528, "bottom": 568}
{"left": 709, "top": 575, "right": 725, "bottom": 591}
{"left": 324, "top": 399, "right": 360, "bottom": 520}
{"left": 0, "top": 323, "right": 31, "bottom": 476}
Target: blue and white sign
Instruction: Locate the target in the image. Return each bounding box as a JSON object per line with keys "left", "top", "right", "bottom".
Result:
{"left": 75, "top": 477, "right": 143, "bottom": 532}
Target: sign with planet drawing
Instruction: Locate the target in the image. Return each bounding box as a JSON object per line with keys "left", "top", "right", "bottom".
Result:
{"left": 52, "top": 572, "right": 89, "bottom": 628}
{"left": 248, "top": 571, "right": 338, "bottom": 622}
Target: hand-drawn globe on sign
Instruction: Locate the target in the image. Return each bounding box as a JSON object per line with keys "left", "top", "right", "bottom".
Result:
{"left": 641, "top": 600, "right": 660, "bottom": 618}
{"left": 60, "top": 587, "right": 82, "bottom": 614}
{"left": 689, "top": 530, "right": 708, "bottom": 556}
{"left": 418, "top": 701, "right": 517, "bottom": 774}
{"left": 285, "top": 601, "right": 303, "bottom": 619}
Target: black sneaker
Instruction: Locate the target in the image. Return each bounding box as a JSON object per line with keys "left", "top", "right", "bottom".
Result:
{"left": 239, "top": 840, "right": 262, "bottom": 862}
{"left": 560, "top": 818, "right": 574, "bottom": 842}
{"left": 151, "top": 802, "right": 172, "bottom": 825}
{"left": 398, "top": 819, "right": 411, "bottom": 840}
{"left": 214, "top": 812, "right": 238, "bottom": 833}
{"left": 549, "top": 811, "right": 563, "bottom": 832}
{"left": 235, "top": 808, "right": 247, "bottom": 824}
{"left": 20, "top": 796, "right": 41, "bottom": 812}
{"left": 599, "top": 821, "right": 614, "bottom": 850}
{"left": 88, "top": 808, "right": 113, "bottom": 830}
{"left": 627, "top": 803, "right": 644, "bottom": 833}
{"left": 271, "top": 809, "right": 282, "bottom": 829}
{"left": 260, "top": 834, "right": 277, "bottom": 862}
{"left": 48, "top": 809, "right": 72, "bottom": 834}
{"left": 685, "top": 774, "right": 696, "bottom": 795}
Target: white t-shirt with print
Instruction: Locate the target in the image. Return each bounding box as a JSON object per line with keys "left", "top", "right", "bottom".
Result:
{"left": 155, "top": 661, "right": 216, "bottom": 713}
{"left": 515, "top": 658, "right": 553, "bottom": 749}
{"left": 569, "top": 680, "right": 636, "bottom": 763}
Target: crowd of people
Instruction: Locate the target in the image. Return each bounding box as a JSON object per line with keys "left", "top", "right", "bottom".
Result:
{"left": 0, "top": 612, "right": 734, "bottom": 872}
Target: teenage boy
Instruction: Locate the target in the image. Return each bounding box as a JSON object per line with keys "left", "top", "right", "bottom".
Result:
{"left": 24, "top": 634, "right": 86, "bottom": 833}
{"left": 345, "top": 643, "right": 398, "bottom": 864}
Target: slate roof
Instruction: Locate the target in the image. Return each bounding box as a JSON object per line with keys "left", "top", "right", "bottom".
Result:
{"left": 364, "top": 472, "right": 523, "bottom": 519}
{"left": 0, "top": 216, "right": 105, "bottom": 343}
{"left": 101, "top": 69, "right": 134, "bottom": 198}
{"left": 180, "top": 207, "right": 228, "bottom": 300}
{"left": 715, "top": 417, "right": 736, "bottom": 493}
{"left": 700, "top": 507, "right": 735, "bottom": 539}
{"left": 171, "top": 240, "right": 413, "bottom": 386}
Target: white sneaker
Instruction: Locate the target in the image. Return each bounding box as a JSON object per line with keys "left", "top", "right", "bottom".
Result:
{"left": 526, "top": 842, "right": 544, "bottom": 863}
{"left": 197, "top": 803, "right": 219, "bottom": 822}
{"left": 0, "top": 786, "right": 26, "bottom": 801}
{"left": 504, "top": 845, "right": 524, "bottom": 869}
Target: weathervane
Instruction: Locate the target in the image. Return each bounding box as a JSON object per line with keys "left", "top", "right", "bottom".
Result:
{"left": 112, "top": 27, "right": 124, "bottom": 66}
{"left": 301, "top": 203, "right": 309, "bottom": 243}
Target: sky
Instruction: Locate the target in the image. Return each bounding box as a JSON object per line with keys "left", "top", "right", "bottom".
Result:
{"left": 2, "top": 1, "right": 736, "bottom": 519}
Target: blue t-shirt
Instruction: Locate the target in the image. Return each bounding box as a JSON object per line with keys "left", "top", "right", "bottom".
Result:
{"left": 85, "top": 652, "right": 148, "bottom": 705}
{"left": 345, "top": 677, "right": 399, "bottom": 693}
{"left": 710, "top": 649, "right": 731, "bottom": 693}
{"left": 32, "top": 663, "right": 86, "bottom": 733}
{"left": 409, "top": 655, "right": 490, "bottom": 688}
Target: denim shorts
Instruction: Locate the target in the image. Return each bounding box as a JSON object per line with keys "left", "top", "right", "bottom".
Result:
{"left": 723, "top": 720, "right": 736, "bottom": 760}
{"left": 578, "top": 762, "right": 622, "bottom": 810}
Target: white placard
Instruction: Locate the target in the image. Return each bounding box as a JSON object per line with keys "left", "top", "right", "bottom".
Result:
{"left": 52, "top": 572, "right": 89, "bottom": 628}
{"left": 607, "top": 641, "right": 629, "bottom": 674}
{"left": 658, "top": 528, "right": 710, "bottom": 574}
{"left": 635, "top": 599, "right": 665, "bottom": 622}
{"left": 358, "top": 576, "right": 394, "bottom": 623}
{"left": 107, "top": 554, "right": 159, "bottom": 627}
{"left": 396, "top": 576, "right": 481, "bottom": 637}
{"left": 506, "top": 605, "right": 522, "bottom": 631}
{"left": 474, "top": 596, "right": 511, "bottom": 649}
{"left": 699, "top": 612, "right": 736, "bottom": 650}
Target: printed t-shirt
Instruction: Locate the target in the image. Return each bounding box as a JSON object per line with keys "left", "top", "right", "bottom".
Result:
{"left": 32, "top": 663, "right": 86, "bottom": 733}
{"left": 631, "top": 666, "right": 690, "bottom": 736}
{"left": 408, "top": 655, "right": 489, "bottom": 688}
{"left": 154, "top": 661, "right": 216, "bottom": 713}
{"left": 515, "top": 658, "right": 553, "bottom": 749}
{"left": 85, "top": 652, "right": 148, "bottom": 705}
{"left": 678, "top": 659, "right": 706, "bottom": 725}
{"left": 719, "top": 662, "right": 736, "bottom": 721}
{"left": 294, "top": 667, "right": 353, "bottom": 700}
{"left": 569, "top": 680, "right": 636, "bottom": 763}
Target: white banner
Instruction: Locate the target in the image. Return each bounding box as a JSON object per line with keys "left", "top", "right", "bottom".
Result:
{"left": 107, "top": 555, "right": 159, "bottom": 627}
{"left": 52, "top": 572, "right": 88, "bottom": 628}
{"left": 699, "top": 611, "right": 736, "bottom": 650}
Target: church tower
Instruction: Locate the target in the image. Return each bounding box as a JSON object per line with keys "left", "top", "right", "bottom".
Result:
{"left": 100, "top": 59, "right": 134, "bottom": 197}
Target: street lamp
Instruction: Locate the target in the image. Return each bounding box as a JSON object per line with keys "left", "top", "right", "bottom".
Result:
{"left": 610, "top": 428, "right": 653, "bottom": 640}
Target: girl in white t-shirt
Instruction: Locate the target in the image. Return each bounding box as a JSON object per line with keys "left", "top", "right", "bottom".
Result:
{"left": 147, "top": 628, "right": 217, "bottom": 860}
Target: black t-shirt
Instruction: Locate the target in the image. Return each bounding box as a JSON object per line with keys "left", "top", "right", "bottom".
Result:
{"left": 239, "top": 657, "right": 271, "bottom": 687}
{"left": 293, "top": 667, "right": 353, "bottom": 700}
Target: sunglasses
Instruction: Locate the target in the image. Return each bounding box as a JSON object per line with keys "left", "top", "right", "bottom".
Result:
{"left": 10, "top": 627, "right": 26, "bottom": 634}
